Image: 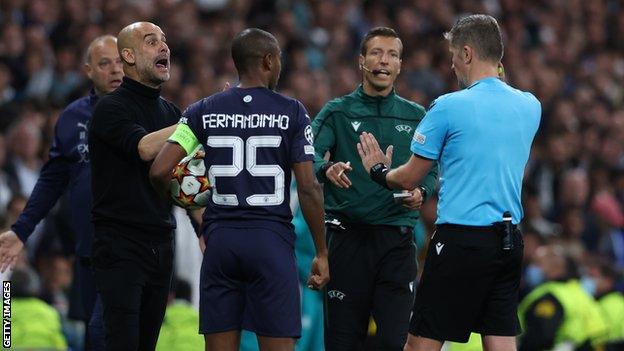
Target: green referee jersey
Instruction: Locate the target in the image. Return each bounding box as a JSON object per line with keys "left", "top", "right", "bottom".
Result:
{"left": 312, "top": 85, "right": 438, "bottom": 227}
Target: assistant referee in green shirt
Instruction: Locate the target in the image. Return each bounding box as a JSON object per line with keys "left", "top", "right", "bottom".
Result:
{"left": 312, "top": 27, "right": 438, "bottom": 351}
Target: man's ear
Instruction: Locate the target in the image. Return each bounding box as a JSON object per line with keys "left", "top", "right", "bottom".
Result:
{"left": 121, "top": 48, "right": 135, "bottom": 65}
{"left": 358, "top": 54, "right": 365, "bottom": 70}
{"left": 262, "top": 53, "right": 272, "bottom": 71}
{"left": 84, "top": 63, "right": 93, "bottom": 80}
{"left": 397, "top": 58, "right": 402, "bottom": 75}
{"left": 463, "top": 45, "right": 472, "bottom": 65}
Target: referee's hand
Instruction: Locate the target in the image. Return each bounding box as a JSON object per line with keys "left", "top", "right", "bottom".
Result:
{"left": 325, "top": 161, "right": 352, "bottom": 188}
{"left": 307, "top": 254, "right": 329, "bottom": 290}
{"left": 357, "top": 132, "right": 393, "bottom": 173}
{"left": 401, "top": 188, "right": 423, "bottom": 210}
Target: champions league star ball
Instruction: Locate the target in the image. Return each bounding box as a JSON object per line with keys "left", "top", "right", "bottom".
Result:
{"left": 170, "top": 146, "right": 211, "bottom": 209}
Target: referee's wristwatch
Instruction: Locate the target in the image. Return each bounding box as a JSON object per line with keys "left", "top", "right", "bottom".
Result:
{"left": 416, "top": 186, "right": 427, "bottom": 199}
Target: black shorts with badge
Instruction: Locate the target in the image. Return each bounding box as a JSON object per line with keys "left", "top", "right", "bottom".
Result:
{"left": 409, "top": 223, "right": 524, "bottom": 342}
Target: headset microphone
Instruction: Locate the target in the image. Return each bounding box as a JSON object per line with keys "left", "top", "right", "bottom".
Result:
{"left": 360, "top": 64, "right": 373, "bottom": 73}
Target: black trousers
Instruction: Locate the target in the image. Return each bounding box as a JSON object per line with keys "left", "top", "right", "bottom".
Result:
{"left": 75, "top": 256, "right": 105, "bottom": 350}
{"left": 92, "top": 226, "right": 174, "bottom": 351}
{"left": 324, "top": 224, "right": 418, "bottom": 351}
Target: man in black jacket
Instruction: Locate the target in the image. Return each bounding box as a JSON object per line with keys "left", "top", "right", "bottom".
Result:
{"left": 88, "top": 22, "right": 180, "bottom": 351}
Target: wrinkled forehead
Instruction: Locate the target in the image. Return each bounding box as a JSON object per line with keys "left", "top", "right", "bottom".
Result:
{"left": 135, "top": 23, "right": 165, "bottom": 40}
{"left": 92, "top": 40, "right": 119, "bottom": 58}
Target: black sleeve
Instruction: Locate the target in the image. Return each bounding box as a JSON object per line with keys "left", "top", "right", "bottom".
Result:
{"left": 519, "top": 294, "right": 564, "bottom": 351}
{"left": 91, "top": 99, "right": 147, "bottom": 161}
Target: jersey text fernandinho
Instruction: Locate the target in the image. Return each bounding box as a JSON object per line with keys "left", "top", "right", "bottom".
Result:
{"left": 200, "top": 113, "right": 289, "bottom": 130}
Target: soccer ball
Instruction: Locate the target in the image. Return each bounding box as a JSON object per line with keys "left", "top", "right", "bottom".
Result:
{"left": 170, "top": 146, "right": 211, "bottom": 209}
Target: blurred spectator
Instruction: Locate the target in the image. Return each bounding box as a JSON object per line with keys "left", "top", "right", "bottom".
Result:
{"left": 37, "top": 252, "right": 72, "bottom": 316}
{"left": 584, "top": 258, "right": 624, "bottom": 350}
{"left": 5, "top": 116, "right": 42, "bottom": 197}
{"left": 592, "top": 190, "right": 624, "bottom": 269}
{"left": 10, "top": 266, "right": 67, "bottom": 350}
{"left": 0, "top": 61, "right": 15, "bottom": 105}
{"left": 0, "top": 133, "right": 13, "bottom": 219}
{"left": 155, "top": 279, "right": 203, "bottom": 351}
{"left": 519, "top": 245, "right": 607, "bottom": 351}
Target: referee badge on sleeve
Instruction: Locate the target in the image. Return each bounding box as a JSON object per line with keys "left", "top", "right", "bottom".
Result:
{"left": 413, "top": 131, "right": 426, "bottom": 145}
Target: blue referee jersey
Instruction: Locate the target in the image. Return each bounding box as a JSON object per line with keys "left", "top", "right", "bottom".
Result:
{"left": 410, "top": 77, "right": 540, "bottom": 225}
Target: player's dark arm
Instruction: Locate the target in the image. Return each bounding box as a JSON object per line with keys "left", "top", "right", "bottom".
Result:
{"left": 519, "top": 294, "right": 564, "bottom": 351}
{"left": 10, "top": 156, "right": 71, "bottom": 243}
{"left": 292, "top": 160, "right": 327, "bottom": 256}
{"left": 138, "top": 124, "right": 177, "bottom": 161}
{"left": 149, "top": 141, "right": 186, "bottom": 198}
{"left": 293, "top": 160, "right": 329, "bottom": 289}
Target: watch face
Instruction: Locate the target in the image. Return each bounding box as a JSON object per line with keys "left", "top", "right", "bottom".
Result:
{"left": 372, "top": 163, "right": 386, "bottom": 172}
{"left": 418, "top": 186, "right": 427, "bottom": 197}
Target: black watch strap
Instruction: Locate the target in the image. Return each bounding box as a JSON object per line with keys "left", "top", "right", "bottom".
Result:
{"left": 370, "top": 163, "right": 391, "bottom": 189}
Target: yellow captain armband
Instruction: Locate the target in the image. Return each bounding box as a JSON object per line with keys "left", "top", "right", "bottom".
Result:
{"left": 168, "top": 123, "right": 200, "bottom": 156}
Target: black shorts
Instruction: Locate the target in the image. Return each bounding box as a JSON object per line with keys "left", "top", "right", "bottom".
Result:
{"left": 409, "top": 224, "right": 523, "bottom": 342}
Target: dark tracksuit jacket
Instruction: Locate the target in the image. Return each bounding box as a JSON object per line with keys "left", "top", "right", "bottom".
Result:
{"left": 312, "top": 85, "right": 438, "bottom": 228}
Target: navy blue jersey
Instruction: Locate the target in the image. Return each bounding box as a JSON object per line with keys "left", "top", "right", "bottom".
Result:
{"left": 179, "top": 87, "right": 314, "bottom": 229}
{"left": 12, "top": 90, "right": 97, "bottom": 257}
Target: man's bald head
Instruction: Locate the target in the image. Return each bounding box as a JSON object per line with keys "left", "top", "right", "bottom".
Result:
{"left": 117, "top": 22, "right": 164, "bottom": 61}
{"left": 116, "top": 21, "right": 170, "bottom": 88}
{"left": 84, "top": 35, "right": 117, "bottom": 64}
{"left": 84, "top": 34, "right": 123, "bottom": 94}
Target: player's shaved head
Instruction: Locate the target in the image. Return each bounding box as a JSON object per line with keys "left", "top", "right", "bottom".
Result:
{"left": 231, "top": 28, "right": 279, "bottom": 75}
{"left": 84, "top": 35, "right": 117, "bottom": 64}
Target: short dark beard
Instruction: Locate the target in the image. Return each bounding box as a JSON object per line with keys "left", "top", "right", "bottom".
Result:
{"left": 137, "top": 61, "right": 167, "bottom": 88}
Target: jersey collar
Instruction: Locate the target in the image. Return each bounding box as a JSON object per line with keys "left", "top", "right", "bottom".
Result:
{"left": 466, "top": 76, "right": 501, "bottom": 90}
{"left": 355, "top": 84, "right": 397, "bottom": 102}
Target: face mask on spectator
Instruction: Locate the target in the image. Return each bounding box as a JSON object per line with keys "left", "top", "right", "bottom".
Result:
{"left": 525, "top": 264, "right": 544, "bottom": 288}
{"left": 580, "top": 276, "right": 597, "bottom": 296}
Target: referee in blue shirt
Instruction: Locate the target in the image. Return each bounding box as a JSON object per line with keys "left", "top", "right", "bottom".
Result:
{"left": 358, "top": 14, "right": 540, "bottom": 351}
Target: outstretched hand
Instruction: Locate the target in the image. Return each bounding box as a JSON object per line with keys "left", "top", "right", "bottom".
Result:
{"left": 325, "top": 161, "right": 353, "bottom": 188}
{"left": 0, "top": 231, "right": 23, "bottom": 273}
{"left": 357, "top": 132, "right": 393, "bottom": 173}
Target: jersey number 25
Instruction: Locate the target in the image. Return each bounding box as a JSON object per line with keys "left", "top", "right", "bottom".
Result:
{"left": 207, "top": 135, "right": 284, "bottom": 206}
